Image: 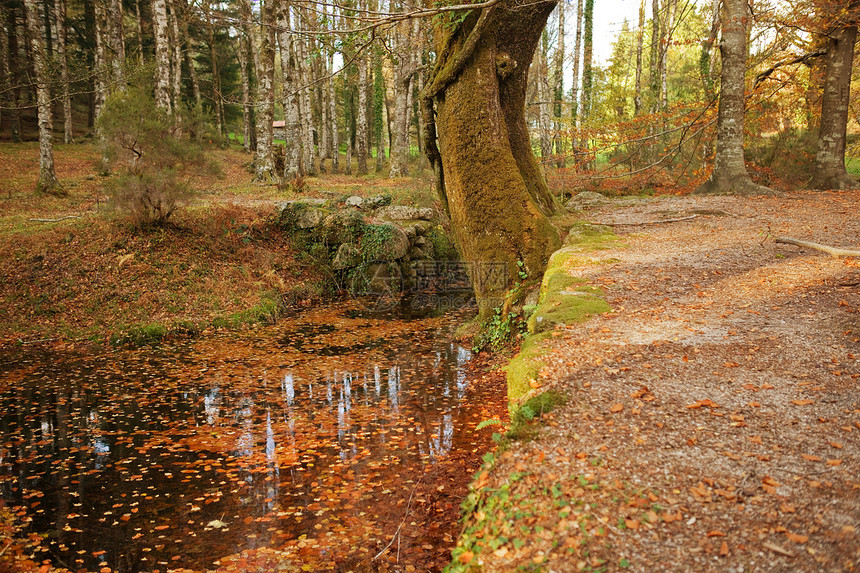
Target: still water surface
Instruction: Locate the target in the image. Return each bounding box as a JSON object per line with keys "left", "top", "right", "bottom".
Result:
{"left": 0, "top": 301, "right": 505, "bottom": 572}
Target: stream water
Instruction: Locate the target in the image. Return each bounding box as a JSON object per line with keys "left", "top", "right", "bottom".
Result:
{"left": 0, "top": 300, "right": 506, "bottom": 572}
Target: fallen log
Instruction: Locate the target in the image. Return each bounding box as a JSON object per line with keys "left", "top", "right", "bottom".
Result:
{"left": 30, "top": 215, "right": 81, "bottom": 223}
{"left": 775, "top": 236, "right": 860, "bottom": 258}
{"left": 595, "top": 214, "right": 699, "bottom": 226}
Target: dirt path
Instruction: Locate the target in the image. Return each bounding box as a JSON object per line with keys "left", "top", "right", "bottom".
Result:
{"left": 462, "top": 191, "right": 859, "bottom": 572}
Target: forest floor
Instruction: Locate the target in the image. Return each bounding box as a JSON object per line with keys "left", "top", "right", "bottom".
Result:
{"left": 457, "top": 190, "right": 860, "bottom": 572}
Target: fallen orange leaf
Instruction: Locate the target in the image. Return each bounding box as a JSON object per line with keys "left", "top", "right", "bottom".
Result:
{"left": 610, "top": 403, "right": 624, "bottom": 413}
{"left": 801, "top": 454, "right": 821, "bottom": 462}
{"left": 707, "top": 530, "right": 726, "bottom": 537}
{"left": 785, "top": 531, "right": 809, "bottom": 544}
{"left": 791, "top": 399, "right": 814, "bottom": 405}
{"left": 719, "top": 541, "right": 729, "bottom": 556}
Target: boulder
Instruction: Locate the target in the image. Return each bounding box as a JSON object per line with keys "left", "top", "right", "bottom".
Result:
{"left": 276, "top": 199, "right": 329, "bottom": 230}
{"left": 377, "top": 205, "right": 434, "bottom": 221}
{"left": 318, "top": 209, "right": 365, "bottom": 245}
{"left": 332, "top": 243, "right": 363, "bottom": 270}
{"left": 564, "top": 191, "right": 608, "bottom": 211}
{"left": 373, "top": 225, "right": 411, "bottom": 261}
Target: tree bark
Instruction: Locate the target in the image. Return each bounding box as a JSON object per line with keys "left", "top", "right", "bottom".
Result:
{"left": 570, "top": 0, "right": 583, "bottom": 151}
{"left": 24, "top": 0, "right": 62, "bottom": 194}
{"left": 0, "top": 4, "right": 8, "bottom": 136}
{"left": 54, "top": 0, "right": 73, "bottom": 143}
{"left": 202, "top": 0, "right": 223, "bottom": 135}
{"left": 696, "top": 0, "right": 773, "bottom": 195}
{"left": 169, "top": 0, "right": 183, "bottom": 118}
{"left": 152, "top": 0, "right": 172, "bottom": 112}
{"left": 107, "top": 0, "right": 125, "bottom": 86}
{"left": 134, "top": 0, "right": 144, "bottom": 65}
{"left": 178, "top": 0, "right": 200, "bottom": 108}
{"left": 236, "top": 34, "right": 252, "bottom": 152}
{"left": 424, "top": 1, "right": 561, "bottom": 316}
{"left": 633, "top": 0, "right": 645, "bottom": 116}
{"left": 537, "top": 30, "right": 553, "bottom": 162}
{"left": 277, "top": 0, "right": 301, "bottom": 180}
{"left": 329, "top": 52, "right": 339, "bottom": 174}
{"left": 553, "top": 0, "right": 565, "bottom": 166}
{"left": 809, "top": 16, "right": 858, "bottom": 190}
{"left": 356, "top": 49, "right": 369, "bottom": 175}
{"left": 374, "top": 49, "right": 385, "bottom": 172}
{"left": 253, "top": 0, "right": 277, "bottom": 182}
{"left": 389, "top": 14, "right": 417, "bottom": 177}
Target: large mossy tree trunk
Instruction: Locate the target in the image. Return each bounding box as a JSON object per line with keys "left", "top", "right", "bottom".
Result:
{"left": 695, "top": 0, "right": 772, "bottom": 195}
{"left": 424, "top": 0, "right": 561, "bottom": 318}
{"left": 809, "top": 16, "right": 858, "bottom": 190}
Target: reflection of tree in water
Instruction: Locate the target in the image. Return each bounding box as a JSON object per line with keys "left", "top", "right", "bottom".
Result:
{"left": 0, "top": 310, "right": 494, "bottom": 571}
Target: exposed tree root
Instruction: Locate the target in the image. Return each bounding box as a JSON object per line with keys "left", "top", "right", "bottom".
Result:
{"left": 775, "top": 236, "right": 860, "bottom": 258}
{"left": 596, "top": 214, "right": 699, "bottom": 226}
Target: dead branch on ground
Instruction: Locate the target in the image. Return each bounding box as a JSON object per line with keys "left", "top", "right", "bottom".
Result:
{"left": 775, "top": 236, "right": 860, "bottom": 258}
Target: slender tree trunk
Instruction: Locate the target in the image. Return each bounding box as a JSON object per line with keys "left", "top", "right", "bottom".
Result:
{"left": 297, "top": 30, "right": 318, "bottom": 176}
{"left": 648, "top": 0, "right": 660, "bottom": 111}
{"left": 169, "top": 0, "right": 183, "bottom": 118}
{"left": 810, "top": 17, "right": 858, "bottom": 190}
{"left": 374, "top": 49, "right": 385, "bottom": 172}
{"left": 203, "top": 0, "right": 223, "bottom": 135}
{"left": 424, "top": 0, "right": 561, "bottom": 316}
{"left": 581, "top": 0, "right": 593, "bottom": 164}
{"left": 537, "top": 32, "right": 553, "bottom": 162}
{"left": 276, "top": 0, "right": 301, "bottom": 180}
{"left": 93, "top": 0, "right": 107, "bottom": 121}
{"left": 633, "top": 0, "right": 645, "bottom": 116}
{"left": 553, "top": 0, "right": 565, "bottom": 166}
{"left": 0, "top": 5, "right": 8, "bottom": 135}
{"left": 253, "top": 0, "right": 277, "bottom": 182}
{"left": 389, "top": 13, "right": 417, "bottom": 177}
{"left": 329, "top": 52, "right": 339, "bottom": 174}
{"left": 24, "top": 0, "right": 62, "bottom": 194}
{"left": 570, "top": 0, "right": 582, "bottom": 152}
{"left": 238, "top": 0, "right": 257, "bottom": 151}
{"left": 700, "top": 0, "right": 720, "bottom": 100}
{"left": 107, "top": 0, "right": 125, "bottom": 86}
{"left": 134, "top": 0, "right": 144, "bottom": 65}
{"left": 696, "top": 0, "right": 772, "bottom": 195}
{"left": 659, "top": 0, "right": 678, "bottom": 111}
{"left": 152, "top": 0, "right": 172, "bottom": 112}
{"left": 178, "top": 0, "right": 200, "bottom": 108}
{"left": 237, "top": 36, "right": 252, "bottom": 151}
{"left": 53, "top": 0, "right": 72, "bottom": 143}
{"left": 356, "top": 50, "right": 369, "bottom": 175}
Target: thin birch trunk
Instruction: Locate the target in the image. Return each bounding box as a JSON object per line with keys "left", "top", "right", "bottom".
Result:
{"left": 633, "top": 0, "right": 645, "bottom": 116}
{"left": 297, "top": 24, "right": 318, "bottom": 176}
{"left": 277, "top": 0, "right": 301, "bottom": 180}
{"left": 253, "top": 0, "right": 276, "bottom": 181}
{"left": 553, "top": 0, "right": 565, "bottom": 166}
{"left": 0, "top": 5, "right": 8, "bottom": 135}
{"left": 134, "top": 0, "right": 144, "bottom": 64}
{"left": 178, "top": 0, "right": 200, "bottom": 108}
{"left": 329, "top": 52, "right": 339, "bottom": 174}
{"left": 570, "top": 0, "right": 582, "bottom": 152}
{"left": 237, "top": 36, "right": 252, "bottom": 151}
{"left": 152, "top": 0, "right": 172, "bottom": 112}
{"left": 648, "top": 0, "right": 660, "bottom": 112}
{"left": 202, "top": 0, "right": 223, "bottom": 135}
{"left": 538, "top": 32, "right": 553, "bottom": 162}
{"left": 169, "top": 0, "right": 183, "bottom": 118}
{"left": 356, "top": 50, "right": 368, "bottom": 175}
{"left": 107, "top": 0, "right": 125, "bottom": 86}
{"left": 24, "top": 0, "right": 61, "bottom": 194}
{"left": 54, "top": 0, "right": 73, "bottom": 142}
{"left": 93, "top": 0, "right": 107, "bottom": 121}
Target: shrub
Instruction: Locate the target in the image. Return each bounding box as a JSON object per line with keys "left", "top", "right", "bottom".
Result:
{"left": 97, "top": 86, "right": 216, "bottom": 228}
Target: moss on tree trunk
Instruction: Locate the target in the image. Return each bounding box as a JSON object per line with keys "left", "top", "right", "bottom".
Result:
{"left": 425, "top": 0, "right": 561, "bottom": 317}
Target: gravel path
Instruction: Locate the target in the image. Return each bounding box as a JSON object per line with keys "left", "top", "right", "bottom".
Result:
{"left": 463, "top": 190, "right": 860, "bottom": 572}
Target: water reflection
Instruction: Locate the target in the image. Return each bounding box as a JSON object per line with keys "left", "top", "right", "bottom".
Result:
{"left": 0, "top": 302, "right": 502, "bottom": 572}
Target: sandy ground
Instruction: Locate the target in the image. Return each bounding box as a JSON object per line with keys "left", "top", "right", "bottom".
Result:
{"left": 467, "top": 190, "right": 859, "bottom": 572}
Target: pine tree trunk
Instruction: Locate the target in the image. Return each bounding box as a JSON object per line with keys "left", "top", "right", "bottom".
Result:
{"left": 696, "top": 0, "right": 772, "bottom": 195}
{"left": 809, "top": 18, "right": 858, "bottom": 190}
{"left": 424, "top": 1, "right": 561, "bottom": 316}
{"left": 253, "top": 0, "right": 277, "bottom": 182}
{"left": 24, "top": 0, "right": 62, "bottom": 194}
{"left": 152, "top": 0, "right": 172, "bottom": 112}
{"left": 553, "top": 0, "right": 565, "bottom": 166}
{"left": 276, "top": 0, "right": 301, "bottom": 180}
{"left": 54, "top": 0, "right": 73, "bottom": 143}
